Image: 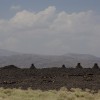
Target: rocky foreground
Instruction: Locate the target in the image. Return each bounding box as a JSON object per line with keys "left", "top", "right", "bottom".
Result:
{"left": 0, "top": 64, "right": 100, "bottom": 90}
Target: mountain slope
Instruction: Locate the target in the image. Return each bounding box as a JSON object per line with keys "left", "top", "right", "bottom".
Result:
{"left": 0, "top": 49, "right": 19, "bottom": 56}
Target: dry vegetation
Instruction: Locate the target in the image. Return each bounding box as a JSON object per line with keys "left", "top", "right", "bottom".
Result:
{"left": 0, "top": 87, "right": 100, "bottom": 100}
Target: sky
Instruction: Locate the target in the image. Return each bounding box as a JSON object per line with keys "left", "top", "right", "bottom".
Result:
{"left": 0, "top": 0, "right": 100, "bottom": 56}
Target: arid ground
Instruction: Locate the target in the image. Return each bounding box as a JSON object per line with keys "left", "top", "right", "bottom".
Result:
{"left": 0, "top": 65, "right": 100, "bottom": 91}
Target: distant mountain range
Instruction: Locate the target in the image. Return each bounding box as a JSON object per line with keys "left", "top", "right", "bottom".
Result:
{"left": 0, "top": 49, "right": 100, "bottom": 68}
{"left": 0, "top": 49, "right": 19, "bottom": 56}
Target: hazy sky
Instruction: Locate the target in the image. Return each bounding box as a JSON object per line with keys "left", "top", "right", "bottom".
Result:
{"left": 0, "top": 0, "right": 100, "bottom": 56}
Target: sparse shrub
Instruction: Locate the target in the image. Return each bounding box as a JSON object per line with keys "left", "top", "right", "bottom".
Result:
{"left": 0, "top": 87, "right": 99, "bottom": 100}
{"left": 92, "top": 63, "right": 99, "bottom": 69}
{"left": 30, "top": 64, "right": 36, "bottom": 69}
{"left": 61, "top": 64, "right": 66, "bottom": 68}
{"left": 76, "top": 63, "right": 83, "bottom": 68}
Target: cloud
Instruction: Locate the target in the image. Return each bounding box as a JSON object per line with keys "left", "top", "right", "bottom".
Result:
{"left": 10, "top": 5, "right": 21, "bottom": 11}
{"left": 0, "top": 6, "right": 100, "bottom": 56}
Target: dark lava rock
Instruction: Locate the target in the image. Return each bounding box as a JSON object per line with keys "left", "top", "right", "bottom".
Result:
{"left": 0, "top": 65, "right": 100, "bottom": 91}
{"left": 1, "top": 65, "right": 20, "bottom": 70}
